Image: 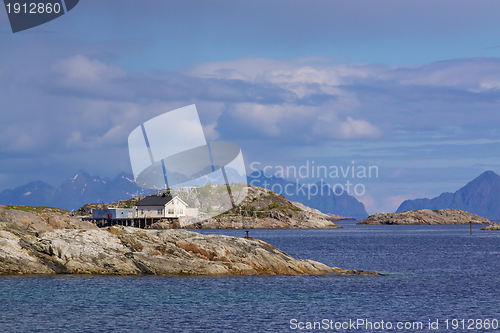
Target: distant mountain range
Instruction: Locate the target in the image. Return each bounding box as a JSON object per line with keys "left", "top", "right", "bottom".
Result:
{"left": 0, "top": 169, "right": 369, "bottom": 219}
{"left": 0, "top": 170, "right": 154, "bottom": 211}
{"left": 247, "top": 172, "right": 368, "bottom": 220}
{"left": 397, "top": 171, "right": 500, "bottom": 220}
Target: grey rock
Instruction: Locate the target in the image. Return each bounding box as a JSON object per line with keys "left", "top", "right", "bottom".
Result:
{"left": 0, "top": 223, "right": 377, "bottom": 276}
{"left": 177, "top": 187, "right": 342, "bottom": 229}
{"left": 480, "top": 223, "right": 500, "bottom": 230}
{"left": 358, "top": 209, "right": 490, "bottom": 225}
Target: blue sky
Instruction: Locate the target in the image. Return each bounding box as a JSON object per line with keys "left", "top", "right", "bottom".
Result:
{"left": 2, "top": 0, "right": 500, "bottom": 214}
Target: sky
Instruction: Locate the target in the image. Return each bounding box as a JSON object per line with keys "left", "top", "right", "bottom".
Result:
{"left": 2, "top": 0, "right": 500, "bottom": 214}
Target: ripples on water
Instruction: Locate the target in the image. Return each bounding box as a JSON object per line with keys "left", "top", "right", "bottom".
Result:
{"left": 0, "top": 223, "right": 499, "bottom": 332}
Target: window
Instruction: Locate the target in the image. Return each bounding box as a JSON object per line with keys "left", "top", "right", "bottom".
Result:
{"left": 140, "top": 210, "right": 144, "bottom": 215}
{"left": 157, "top": 209, "right": 162, "bottom": 215}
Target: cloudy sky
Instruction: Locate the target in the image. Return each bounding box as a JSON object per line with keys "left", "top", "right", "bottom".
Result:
{"left": 2, "top": 0, "right": 500, "bottom": 213}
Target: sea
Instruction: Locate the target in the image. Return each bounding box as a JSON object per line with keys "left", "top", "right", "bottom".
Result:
{"left": 0, "top": 221, "right": 499, "bottom": 333}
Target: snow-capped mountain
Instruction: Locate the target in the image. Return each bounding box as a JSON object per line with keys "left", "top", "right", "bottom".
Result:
{"left": 0, "top": 170, "right": 153, "bottom": 210}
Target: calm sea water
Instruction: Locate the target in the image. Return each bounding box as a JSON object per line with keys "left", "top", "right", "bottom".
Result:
{"left": 1, "top": 223, "right": 499, "bottom": 332}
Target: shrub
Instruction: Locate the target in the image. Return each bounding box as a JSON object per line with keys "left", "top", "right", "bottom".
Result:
{"left": 268, "top": 203, "right": 280, "bottom": 210}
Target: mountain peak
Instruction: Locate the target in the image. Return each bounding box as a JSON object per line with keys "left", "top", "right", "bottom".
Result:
{"left": 473, "top": 170, "right": 500, "bottom": 182}
{"left": 397, "top": 171, "right": 500, "bottom": 219}
{"left": 76, "top": 169, "right": 89, "bottom": 176}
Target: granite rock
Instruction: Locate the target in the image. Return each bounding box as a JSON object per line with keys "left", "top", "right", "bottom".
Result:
{"left": 358, "top": 209, "right": 490, "bottom": 225}
{"left": 0, "top": 223, "right": 377, "bottom": 276}
{"left": 480, "top": 223, "right": 500, "bottom": 230}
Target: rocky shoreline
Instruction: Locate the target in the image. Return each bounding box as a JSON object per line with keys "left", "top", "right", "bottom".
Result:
{"left": 0, "top": 205, "right": 375, "bottom": 276}
{"left": 480, "top": 223, "right": 500, "bottom": 230}
{"left": 358, "top": 209, "right": 490, "bottom": 225}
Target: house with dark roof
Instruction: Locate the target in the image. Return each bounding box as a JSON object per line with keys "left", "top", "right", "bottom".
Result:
{"left": 134, "top": 193, "right": 192, "bottom": 218}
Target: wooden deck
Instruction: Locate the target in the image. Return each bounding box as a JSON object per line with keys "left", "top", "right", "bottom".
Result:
{"left": 83, "top": 217, "right": 180, "bottom": 229}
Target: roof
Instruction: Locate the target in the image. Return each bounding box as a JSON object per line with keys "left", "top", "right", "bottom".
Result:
{"left": 135, "top": 194, "right": 173, "bottom": 207}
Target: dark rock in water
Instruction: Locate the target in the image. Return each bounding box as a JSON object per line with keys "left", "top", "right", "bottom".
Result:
{"left": 397, "top": 171, "right": 500, "bottom": 220}
{"left": 358, "top": 209, "right": 490, "bottom": 225}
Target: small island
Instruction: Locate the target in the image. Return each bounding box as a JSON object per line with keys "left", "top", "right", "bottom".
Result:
{"left": 182, "top": 187, "right": 342, "bottom": 229}
{"left": 358, "top": 209, "right": 490, "bottom": 225}
{"left": 480, "top": 223, "right": 500, "bottom": 230}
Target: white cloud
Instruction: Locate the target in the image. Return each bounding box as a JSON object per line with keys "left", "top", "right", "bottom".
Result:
{"left": 228, "top": 103, "right": 287, "bottom": 136}
{"left": 11, "top": 133, "right": 37, "bottom": 151}
{"left": 391, "top": 59, "right": 500, "bottom": 93}
{"left": 202, "top": 122, "right": 219, "bottom": 141}
{"left": 312, "top": 112, "right": 382, "bottom": 140}
{"left": 4, "top": 52, "right": 500, "bottom": 200}
{"left": 54, "top": 55, "right": 127, "bottom": 82}
{"left": 66, "top": 131, "right": 82, "bottom": 148}
{"left": 0, "top": 123, "right": 48, "bottom": 152}
{"left": 5, "top": 55, "right": 500, "bottom": 159}
{"left": 184, "top": 59, "right": 385, "bottom": 141}
{"left": 338, "top": 117, "right": 383, "bottom": 139}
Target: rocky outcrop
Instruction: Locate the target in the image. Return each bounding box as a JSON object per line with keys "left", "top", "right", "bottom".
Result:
{"left": 0, "top": 223, "right": 377, "bottom": 276}
{"left": 176, "top": 215, "right": 340, "bottom": 229}
{"left": 289, "top": 203, "right": 354, "bottom": 221}
{"left": 358, "top": 209, "right": 490, "bottom": 225}
{"left": 326, "top": 213, "right": 355, "bottom": 221}
{"left": 168, "top": 187, "right": 341, "bottom": 229}
{"left": 290, "top": 201, "right": 339, "bottom": 221}
{"left": 480, "top": 223, "right": 500, "bottom": 230}
{"left": 0, "top": 205, "right": 96, "bottom": 232}
{"left": 0, "top": 204, "right": 375, "bottom": 276}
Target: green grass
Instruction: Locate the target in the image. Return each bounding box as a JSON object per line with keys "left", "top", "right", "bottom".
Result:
{"left": 3, "top": 205, "right": 67, "bottom": 214}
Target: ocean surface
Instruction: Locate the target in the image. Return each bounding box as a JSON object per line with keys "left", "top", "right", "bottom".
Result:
{"left": 1, "top": 222, "right": 499, "bottom": 332}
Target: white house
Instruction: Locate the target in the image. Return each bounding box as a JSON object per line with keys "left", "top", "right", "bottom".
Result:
{"left": 135, "top": 194, "right": 190, "bottom": 218}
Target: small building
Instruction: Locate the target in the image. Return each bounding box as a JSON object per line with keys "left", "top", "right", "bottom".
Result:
{"left": 135, "top": 194, "right": 190, "bottom": 218}
{"left": 92, "top": 208, "right": 135, "bottom": 219}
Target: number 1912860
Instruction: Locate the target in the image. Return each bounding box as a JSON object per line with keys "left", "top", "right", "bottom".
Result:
{"left": 6, "top": 3, "right": 61, "bottom": 14}
{"left": 445, "top": 319, "right": 499, "bottom": 330}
